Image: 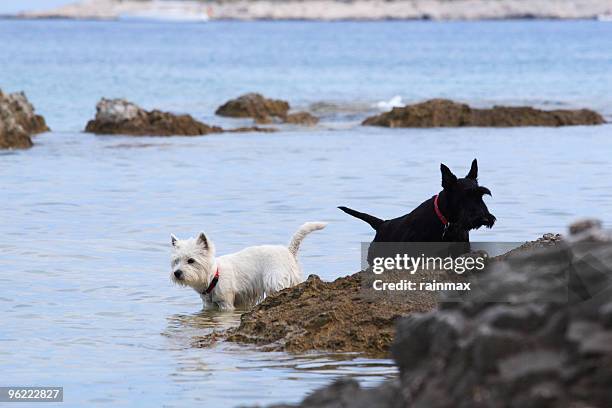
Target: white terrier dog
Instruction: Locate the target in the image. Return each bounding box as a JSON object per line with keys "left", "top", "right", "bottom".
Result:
{"left": 170, "top": 222, "right": 327, "bottom": 310}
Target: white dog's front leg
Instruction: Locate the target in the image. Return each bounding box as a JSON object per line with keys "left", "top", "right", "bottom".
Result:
{"left": 200, "top": 294, "right": 217, "bottom": 310}
{"left": 202, "top": 301, "right": 217, "bottom": 310}
{"left": 215, "top": 301, "right": 235, "bottom": 311}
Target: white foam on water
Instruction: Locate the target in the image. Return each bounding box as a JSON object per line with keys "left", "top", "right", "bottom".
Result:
{"left": 375, "top": 95, "right": 403, "bottom": 111}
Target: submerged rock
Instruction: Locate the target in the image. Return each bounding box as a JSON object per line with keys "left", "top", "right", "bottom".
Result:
{"left": 216, "top": 93, "right": 318, "bottom": 126}
{"left": 0, "top": 90, "right": 49, "bottom": 149}
{"left": 362, "top": 98, "right": 605, "bottom": 128}
{"left": 271, "top": 222, "right": 612, "bottom": 408}
{"left": 284, "top": 111, "right": 319, "bottom": 126}
{"left": 225, "top": 126, "right": 278, "bottom": 133}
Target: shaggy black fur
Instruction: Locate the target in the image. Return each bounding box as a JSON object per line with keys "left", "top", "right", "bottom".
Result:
{"left": 339, "top": 159, "right": 496, "bottom": 247}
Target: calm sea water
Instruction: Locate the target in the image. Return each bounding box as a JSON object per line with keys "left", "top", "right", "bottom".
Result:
{"left": 1, "top": 19, "right": 612, "bottom": 407}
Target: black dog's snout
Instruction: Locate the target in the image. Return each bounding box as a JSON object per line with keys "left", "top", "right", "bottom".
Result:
{"left": 174, "top": 270, "right": 183, "bottom": 279}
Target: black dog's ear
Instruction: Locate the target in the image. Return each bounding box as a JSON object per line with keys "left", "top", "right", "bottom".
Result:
{"left": 466, "top": 159, "right": 478, "bottom": 180}
{"left": 479, "top": 186, "right": 492, "bottom": 196}
{"left": 197, "top": 232, "right": 209, "bottom": 249}
{"left": 441, "top": 163, "right": 457, "bottom": 189}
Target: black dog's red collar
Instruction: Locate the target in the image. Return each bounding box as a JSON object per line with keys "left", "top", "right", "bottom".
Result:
{"left": 434, "top": 194, "right": 449, "bottom": 226}
{"left": 203, "top": 266, "right": 220, "bottom": 295}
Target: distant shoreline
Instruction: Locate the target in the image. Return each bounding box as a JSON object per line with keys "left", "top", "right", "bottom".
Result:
{"left": 3, "top": 16, "right": 610, "bottom": 22}
{"left": 12, "top": 0, "right": 612, "bottom": 22}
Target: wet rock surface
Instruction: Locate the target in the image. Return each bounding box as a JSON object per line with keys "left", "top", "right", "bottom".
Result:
{"left": 195, "top": 272, "right": 438, "bottom": 356}
{"left": 270, "top": 221, "right": 612, "bottom": 408}
{"left": 0, "top": 90, "right": 49, "bottom": 149}
{"left": 85, "top": 98, "right": 223, "bottom": 136}
{"left": 362, "top": 98, "right": 606, "bottom": 128}
{"left": 216, "top": 93, "right": 319, "bottom": 126}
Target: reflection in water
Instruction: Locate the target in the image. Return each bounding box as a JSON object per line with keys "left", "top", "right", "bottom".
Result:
{"left": 166, "top": 309, "right": 244, "bottom": 333}
{"left": 162, "top": 309, "right": 244, "bottom": 353}
{"left": 162, "top": 308, "right": 397, "bottom": 405}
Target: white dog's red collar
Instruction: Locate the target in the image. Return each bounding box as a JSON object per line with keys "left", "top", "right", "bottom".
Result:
{"left": 434, "top": 194, "right": 449, "bottom": 226}
{"left": 203, "top": 266, "right": 220, "bottom": 295}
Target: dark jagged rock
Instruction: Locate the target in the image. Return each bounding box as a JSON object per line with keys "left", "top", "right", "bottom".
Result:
{"left": 362, "top": 98, "right": 605, "bottom": 128}
{"left": 268, "top": 379, "right": 403, "bottom": 408}
{"left": 216, "top": 93, "right": 319, "bottom": 126}
{"left": 268, "top": 220, "right": 612, "bottom": 408}
{"left": 215, "top": 93, "right": 290, "bottom": 123}
{"left": 85, "top": 98, "right": 223, "bottom": 136}
{"left": 0, "top": 90, "right": 49, "bottom": 149}
{"left": 569, "top": 219, "right": 602, "bottom": 235}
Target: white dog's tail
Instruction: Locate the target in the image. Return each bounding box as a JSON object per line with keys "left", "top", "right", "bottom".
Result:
{"left": 288, "top": 222, "right": 327, "bottom": 257}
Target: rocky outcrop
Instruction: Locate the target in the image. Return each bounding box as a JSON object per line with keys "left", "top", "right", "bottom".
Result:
{"left": 85, "top": 98, "right": 282, "bottom": 135}
{"left": 0, "top": 90, "right": 49, "bottom": 149}
{"left": 195, "top": 272, "right": 438, "bottom": 356}
{"left": 362, "top": 98, "right": 605, "bottom": 128}
{"left": 216, "top": 93, "right": 289, "bottom": 123}
{"left": 216, "top": 93, "right": 318, "bottom": 126}
{"left": 85, "top": 98, "right": 223, "bottom": 136}
{"left": 270, "top": 220, "right": 612, "bottom": 408}
{"left": 196, "top": 235, "right": 562, "bottom": 357}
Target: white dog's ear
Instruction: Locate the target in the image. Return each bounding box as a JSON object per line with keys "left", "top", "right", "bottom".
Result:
{"left": 196, "top": 232, "right": 209, "bottom": 249}
{"left": 171, "top": 234, "right": 178, "bottom": 247}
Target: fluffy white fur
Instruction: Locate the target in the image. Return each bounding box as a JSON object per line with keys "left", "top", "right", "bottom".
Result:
{"left": 170, "top": 222, "right": 327, "bottom": 310}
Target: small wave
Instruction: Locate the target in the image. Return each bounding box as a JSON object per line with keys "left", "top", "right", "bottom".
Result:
{"left": 375, "top": 95, "right": 404, "bottom": 111}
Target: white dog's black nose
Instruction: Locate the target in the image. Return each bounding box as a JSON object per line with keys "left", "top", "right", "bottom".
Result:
{"left": 174, "top": 270, "right": 183, "bottom": 279}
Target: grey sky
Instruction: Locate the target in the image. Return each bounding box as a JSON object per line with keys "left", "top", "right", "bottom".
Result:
{"left": 0, "top": 0, "right": 73, "bottom": 14}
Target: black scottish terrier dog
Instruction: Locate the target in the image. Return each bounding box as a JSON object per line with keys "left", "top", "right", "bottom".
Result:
{"left": 339, "top": 159, "right": 496, "bottom": 247}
